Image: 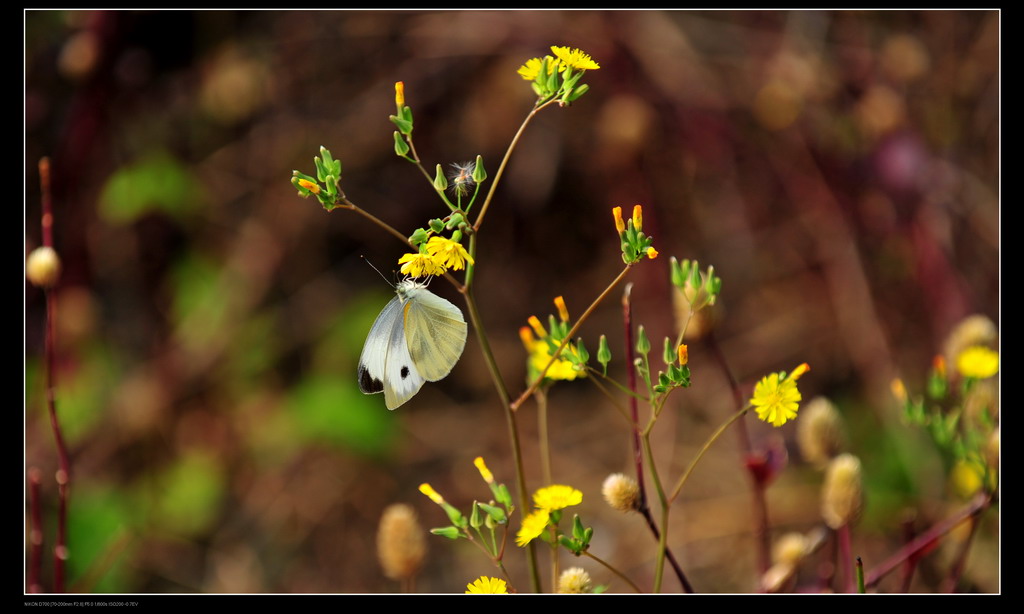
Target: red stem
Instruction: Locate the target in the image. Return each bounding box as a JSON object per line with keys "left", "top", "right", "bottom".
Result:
{"left": 707, "top": 331, "right": 771, "bottom": 577}
{"left": 838, "top": 524, "right": 853, "bottom": 593}
{"left": 865, "top": 492, "right": 992, "bottom": 589}
{"left": 28, "top": 468, "right": 44, "bottom": 592}
{"left": 39, "top": 157, "right": 71, "bottom": 592}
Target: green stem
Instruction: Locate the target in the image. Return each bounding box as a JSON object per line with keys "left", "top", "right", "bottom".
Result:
{"left": 583, "top": 551, "right": 644, "bottom": 593}
{"left": 511, "top": 265, "right": 633, "bottom": 410}
{"left": 641, "top": 431, "right": 669, "bottom": 593}
{"left": 473, "top": 99, "right": 557, "bottom": 233}
{"left": 462, "top": 287, "right": 541, "bottom": 593}
{"left": 537, "top": 388, "right": 552, "bottom": 486}
{"left": 669, "top": 407, "right": 750, "bottom": 503}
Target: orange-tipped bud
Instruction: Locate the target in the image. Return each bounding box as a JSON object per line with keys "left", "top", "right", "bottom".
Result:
{"left": 528, "top": 315, "right": 546, "bottom": 338}
{"left": 612, "top": 206, "right": 625, "bottom": 234}
{"left": 677, "top": 344, "right": 688, "bottom": 366}
{"left": 395, "top": 81, "right": 405, "bottom": 106}
{"left": 554, "top": 296, "right": 569, "bottom": 322}
{"left": 632, "top": 204, "right": 643, "bottom": 231}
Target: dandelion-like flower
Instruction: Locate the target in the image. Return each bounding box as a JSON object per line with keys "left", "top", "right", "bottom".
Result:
{"left": 398, "top": 252, "right": 446, "bottom": 278}
{"left": 550, "top": 46, "right": 600, "bottom": 71}
{"left": 557, "top": 567, "right": 592, "bottom": 593}
{"left": 466, "top": 576, "right": 508, "bottom": 594}
{"left": 750, "top": 364, "right": 808, "bottom": 427}
{"left": 533, "top": 484, "right": 583, "bottom": 511}
{"left": 517, "top": 56, "right": 560, "bottom": 81}
{"left": 956, "top": 346, "right": 999, "bottom": 379}
{"left": 376, "top": 504, "right": 426, "bottom": 581}
{"left": 516, "top": 509, "right": 550, "bottom": 547}
{"left": 425, "top": 236, "right": 474, "bottom": 271}
{"left": 602, "top": 473, "right": 640, "bottom": 513}
{"left": 522, "top": 319, "right": 584, "bottom": 382}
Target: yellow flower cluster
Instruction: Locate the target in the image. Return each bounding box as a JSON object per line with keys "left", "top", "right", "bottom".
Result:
{"left": 515, "top": 484, "right": 583, "bottom": 547}
{"left": 397, "top": 235, "right": 474, "bottom": 278}
{"left": 517, "top": 45, "right": 600, "bottom": 80}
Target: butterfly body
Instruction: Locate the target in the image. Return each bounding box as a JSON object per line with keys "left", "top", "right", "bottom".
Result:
{"left": 358, "top": 279, "right": 467, "bottom": 410}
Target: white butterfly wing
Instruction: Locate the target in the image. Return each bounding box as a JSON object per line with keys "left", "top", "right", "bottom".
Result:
{"left": 357, "top": 295, "right": 401, "bottom": 396}
{"left": 404, "top": 289, "right": 467, "bottom": 382}
{"left": 382, "top": 306, "right": 426, "bottom": 410}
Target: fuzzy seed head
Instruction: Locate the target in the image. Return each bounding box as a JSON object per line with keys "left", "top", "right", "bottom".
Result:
{"left": 557, "top": 567, "right": 592, "bottom": 594}
{"left": 26, "top": 246, "right": 61, "bottom": 288}
{"left": 822, "top": 454, "right": 863, "bottom": 529}
{"left": 602, "top": 473, "right": 640, "bottom": 513}
{"left": 797, "top": 397, "right": 846, "bottom": 468}
{"left": 772, "top": 532, "right": 809, "bottom": 566}
{"left": 376, "top": 504, "right": 426, "bottom": 580}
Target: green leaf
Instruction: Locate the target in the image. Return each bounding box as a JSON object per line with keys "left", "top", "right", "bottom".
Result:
{"left": 98, "top": 152, "right": 203, "bottom": 224}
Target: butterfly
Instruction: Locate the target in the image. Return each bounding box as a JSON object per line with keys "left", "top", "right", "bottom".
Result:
{"left": 357, "top": 279, "right": 467, "bottom": 409}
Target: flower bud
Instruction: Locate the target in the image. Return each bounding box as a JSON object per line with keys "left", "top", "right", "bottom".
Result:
{"left": 26, "top": 246, "right": 61, "bottom": 288}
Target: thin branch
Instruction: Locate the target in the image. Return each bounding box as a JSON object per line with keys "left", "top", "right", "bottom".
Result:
{"left": 39, "top": 157, "right": 71, "bottom": 593}
{"left": 583, "top": 551, "right": 643, "bottom": 593}
{"left": 865, "top": 491, "right": 992, "bottom": 589}
{"left": 707, "top": 330, "right": 772, "bottom": 576}
{"left": 27, "top": 468, "right": 43, "bottom": 593}
{"left": 511, "top": 265, "right": 632, "bottom": 410}
{"left": 472, "top": 99, "right": 557, "bottom": 233}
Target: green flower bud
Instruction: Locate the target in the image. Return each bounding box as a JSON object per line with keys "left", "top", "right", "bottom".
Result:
{"left": 430, "top": 526, "right": 462, "bottom": 540}
{"left": 636, "top": 325, "right": 651, "bottom": 356}
{"left": 433, "top": 164, "right": 448, "bottom": 191}
{"left": 394, "top": 131, "right": 410, "bottom": 156}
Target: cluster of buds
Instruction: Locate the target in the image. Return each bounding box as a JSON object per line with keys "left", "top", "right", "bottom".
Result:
{"left": 613, "top": 205, "right": 657, "bottom": 265}
{"left": 292, "top": 146, "right": 343, "bottom": 211}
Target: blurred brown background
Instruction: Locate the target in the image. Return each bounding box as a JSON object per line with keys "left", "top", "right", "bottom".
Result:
{"left": 24, "top": 10, "right": 999, "bottom": 593}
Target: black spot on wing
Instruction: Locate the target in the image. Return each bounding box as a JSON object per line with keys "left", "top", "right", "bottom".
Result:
{"left": 401, "top": 366, "right": 410, "bottom": 380}
{"left": 358, "top": 365, "right": 383, "bottom": 394}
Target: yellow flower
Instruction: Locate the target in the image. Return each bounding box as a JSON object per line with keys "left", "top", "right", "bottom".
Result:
{"left": 956, "top": 346, "right": 999, "bottom": 379}
{"left": 398, "top": 252, "right": 446, "bottom": 278}
{"left": 533, "top": 484, "right": 583, "bottom": 511}
{"left": 528, "top": 339, "right": 583, "bottom": 381}
{"left": 466, "top": 576, "right": 508, "bottom": 594}
{"left": 750, "top": 367, "right": 805, "bottom": 427}
{"left": 646, "top": 247, "right": 659, "bottom": 259}
{"left": 418, "top": 483, "right": 445, "bottom": 505}
{"left": 394, "top": 81, "right": 405, "bottom": 106}
{"left": 632, "top": 204, "right": 643, "bottom": 230}
{"left": 550, "top": 45, "right": 600, "bottom": 70}
{"left": 296, "top": 178, "right": 320, "bottom": 194}
{"left": 473, "top": 457, "right": 494, "bottom": 485}
{"left": 677, "top": 344, "right": 688, "bottom": 366}
{"left": 516, "top": 509, "right": 550, "bottom": 547}
{"left": 517, "top": 56, "right": 560, "bottom": 81}
{"left": 554, "top": 296, "right": 569, "bottom": 322}
{"left": 612, "top": 206, "right": 625, "bottom": 234}
{"left": 425, "top": 236, "right": 474, "bottom": 271}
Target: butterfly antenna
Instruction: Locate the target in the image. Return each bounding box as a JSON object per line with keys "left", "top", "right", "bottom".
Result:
{"left": 361, "top": 255, "right": 395, "bottom": 288}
